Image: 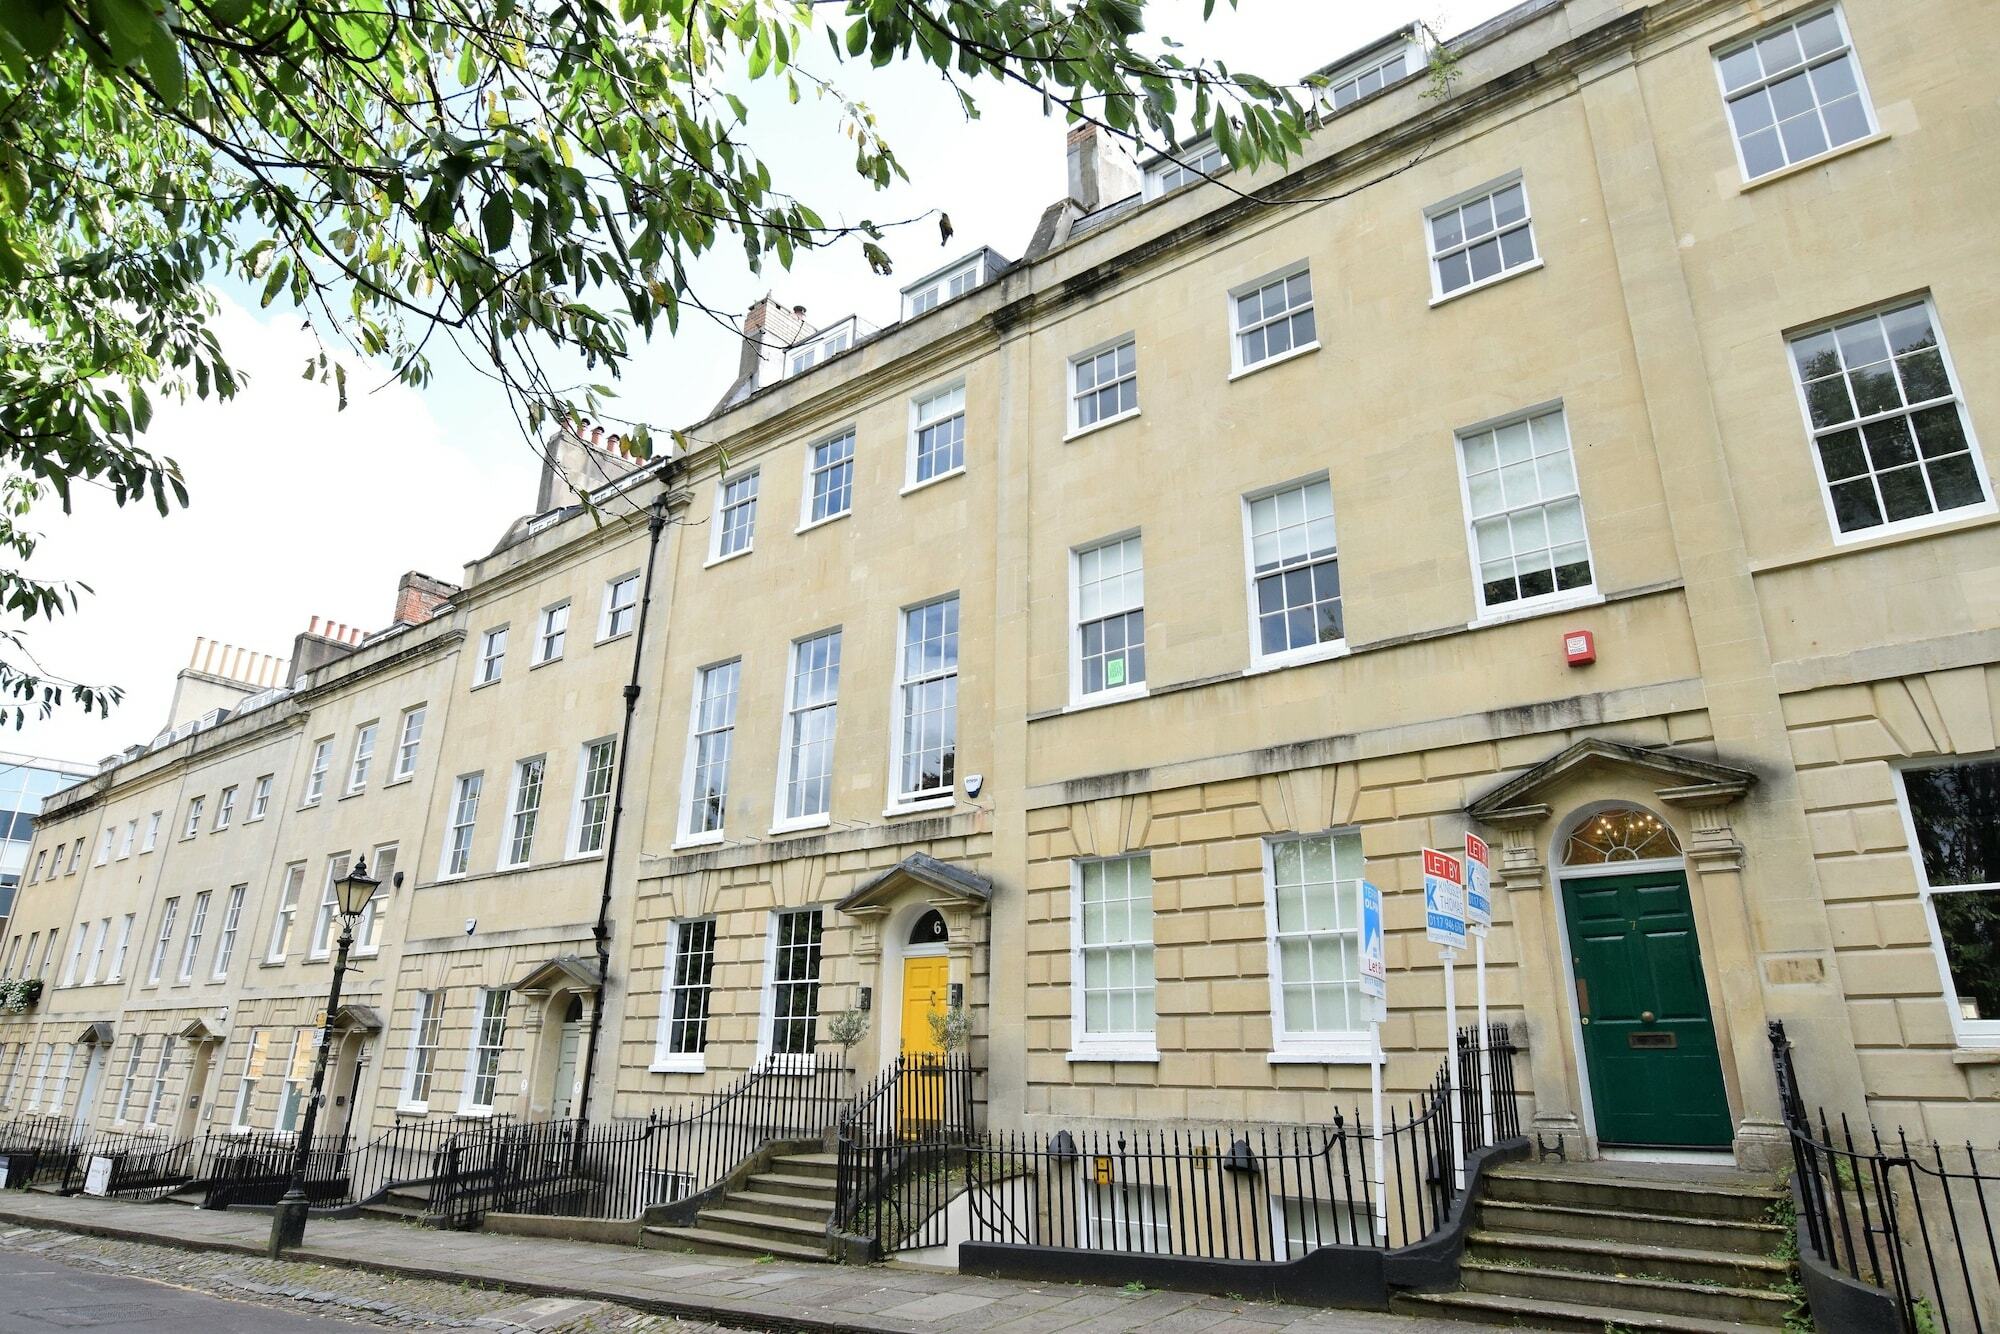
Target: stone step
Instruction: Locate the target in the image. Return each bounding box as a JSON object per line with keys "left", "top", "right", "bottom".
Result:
{"left": 1391, "top": 1288, "right": 1767, "bottom": 1333}
{"left": 746, "top": 1171, "right": 839, "bottom": 1198}
{"left": 1464, "top": 1228, "right": 1792, "bottom": 1288}
{"left": 1484, "top": 1167, "right": 1782, "bottom": 1222}
{"left": 1476, "top": 1199, "right": 1786, "bottom": 1254}
{"left": 1459, "top": 1259, "right": 1793, "bottom": 1326}
{"left": 641, "top": 1224, "right": 829, "bottom": 1263}
{"left": 766, "top": 1152, "right": 840, "bottom": 1180}
{"left": 693, "top": 1205, "right": 829, "bottom": 1244}
{"left": 727, "top": 1190, "right": 836, "bottom": 1223}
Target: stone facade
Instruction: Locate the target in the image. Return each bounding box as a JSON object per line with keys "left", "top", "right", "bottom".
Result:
{"left": 0, "top": 0, "right": 1995, "bottom": 1171}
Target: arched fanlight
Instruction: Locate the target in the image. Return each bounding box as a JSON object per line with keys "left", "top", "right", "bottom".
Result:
{"left": 1562, "top": 806, "right": 1682, "bottom": 866}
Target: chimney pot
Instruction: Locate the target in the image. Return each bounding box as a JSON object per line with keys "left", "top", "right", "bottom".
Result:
{"left": 792, "top": 305, "right": 806, "bottom": 318}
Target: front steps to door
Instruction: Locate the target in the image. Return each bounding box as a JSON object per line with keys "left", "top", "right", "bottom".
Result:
{"left": 642, "top": 1148, "right": 839, "bottom": 1262}
{"left": 1392, "top": 1161, "right": 1798, "bottom": 1331}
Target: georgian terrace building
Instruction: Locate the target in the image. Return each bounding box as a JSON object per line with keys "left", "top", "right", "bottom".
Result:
{"left": 0, "top": 0, "right": 1994, "bottom": 1176}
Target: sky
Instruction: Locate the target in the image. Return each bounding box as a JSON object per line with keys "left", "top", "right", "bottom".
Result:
{"left": 13, "top": 0, "right": 1520, "bottom": 768}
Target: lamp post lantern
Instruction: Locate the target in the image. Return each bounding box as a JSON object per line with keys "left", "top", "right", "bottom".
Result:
{"left": 269, "top": 855, "right": 379, "bottom": 1257}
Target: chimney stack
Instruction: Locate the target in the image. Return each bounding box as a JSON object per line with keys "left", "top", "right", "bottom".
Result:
{"left": 1066, "top": 123, "right": 1140, "bottom": 214}
{"left": 393, "top": 570, "right": 459, "bottom": 627}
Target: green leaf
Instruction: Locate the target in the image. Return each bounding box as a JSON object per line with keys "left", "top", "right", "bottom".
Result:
{"left": 480, "top": 192, "right": 514, "bottom": 252}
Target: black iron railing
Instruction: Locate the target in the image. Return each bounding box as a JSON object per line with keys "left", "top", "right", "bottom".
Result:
{"left": 961, "top": 1025, "right": 1521, "bottom": 1261}
{"left": 1770, "top": 1021, "right": 1997, "bottom": 1334}
{"left": 833, "top": 1053, "right": 980, "bottom": 1253}
{"left": 432, "top": 1051, "right": 853, "bottom": 1227}
{"left": 53, "top": 1129, "right": 193, "bottom": 1197}
{"left": 191, "top": 1129, "right": 352, "bottom": 1208}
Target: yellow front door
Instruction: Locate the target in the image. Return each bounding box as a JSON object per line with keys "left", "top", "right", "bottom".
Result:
{"left": 899, "top": 956, "right": 950, "bottom": 1136}
{"left": 901, "top": 955, "right": 949, "bottom": 1057}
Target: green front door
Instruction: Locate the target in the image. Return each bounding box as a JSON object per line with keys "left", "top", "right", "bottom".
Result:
{"left": 1562, "top": 870, "right": 1733, "bottom": 1148}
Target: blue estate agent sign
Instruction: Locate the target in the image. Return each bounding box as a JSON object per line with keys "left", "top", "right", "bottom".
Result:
{"left": 1423, "top": 847, "right": 1466, "bottom": 952}
{"left": 1359, "top": 881, "right": 1385, "bottom": 1001}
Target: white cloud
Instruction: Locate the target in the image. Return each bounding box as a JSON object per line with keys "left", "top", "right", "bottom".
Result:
{"left": 13, "top": 290, "right": 531, "bottom": 763}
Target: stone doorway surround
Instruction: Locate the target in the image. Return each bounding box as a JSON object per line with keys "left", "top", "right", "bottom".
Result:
{"left": 1464, "top": 738, "right": 1785, "bottom": 1166}
{"left": 511, "top": 954, "right": 601, "bottom": 1120}
{"left": 835, "top": 853, "right": 991, "bottom": 1075}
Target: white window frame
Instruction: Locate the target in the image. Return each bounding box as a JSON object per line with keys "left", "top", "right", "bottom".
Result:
{"left": 1068, "top": 855, "right": 1159, "bottom": 1063}
{"left": 477, "top": 625, "right": 509, "bottom": 686}
{"left": 356, "top": 845, "right": 395, "bottom": 954}
{"left": 275, "top": 1030, "right": 308, "bottom": 1133}
{"left": 82, "top": 917, "right": 109, "bottom": 985}
{"left": 115, "top": 1036, "right": 145, "bottom": 1123}
{"left": 440, "top": 773, "right": 483, "bottom": 879}
{"left": 653, "top": 916, "right": 718, "bottom": 1073}
{"left": 308, "top": 854, "right": 348, "bottom": 959}
{"left": 213, "top": 885, "right": 247, "bottom": 980}
{"left": 147, "top": 897, "right": 179, "bottom": 986}
{"left": 757, "top": 907, "right": 824, "bottom": 1065}
{"left": 94, "top": 828, "right": 112, "bottom": 864}
{"left": 1262, "top": 830, "right": 1373, "bottom": 1064}
{"left": 799, "top": 426, "right": 857, "bottom": 531}
{"left": 1242, "top": 474, "right": 1348, "bottom": 671}
{"left": 116, "top": 820, "right": 135, "bottom": 859}
{"left": 346, "top": 722, "right": 377, "bottom": 793}
{"left": 143, "top": 1036, "right": 174, "bottom": 1127}
{"left": 460, "top": 989, "right": 509, "bottom": 1114}
{"left": 393, "top": 706, "right": 425, "bottom": 781}
{"left": 501, "top": 757, "right": 546, "bottom": 869}
{"left": 1142, "top": 141, "right": 1224, "bottom": 198}
{"left": 1228, "top": 263, "right": 1319, "bottom": 378}
{"left": 1424, "top": 172, "right": 1540, "bottom": 304}
{"left": 774, "top": 628, "right": 842, "bottom": 832}
{"left": 786, "top": 325, "right": 852, "bottom": 377}
{"left": 60, "top": 929, "right": 85, "bottom": 987}
{"left": 182, "top": 796, "right": 205, "bottom": 839}
{"left": 1323, "top": 39, "right": 1422, "bottom": 112}
{"left": 303, "top": 738, "right": 333, "bottom": 805}
{"left": 905, "top": 382, "right": 968, "bottom": 492}
{"left": 248, "top": 775, "right": 273, "bottom": 820}
{"left": 901, "top": 258, "right": 983, "bottom": 318}
{"left": 598, "top": 574, "right": 640, "bottom": 642}
{"left": 533, "top": 601, "right": 570, "bottom": 665}
{"left": 709, "top": 470, "right": 760, "bottom": 564}
{"left": 3, "top": 935, "right": 20, "bottom": 979}
{"left": 68, "top": 839, "right": 83, "bottom": 871}
{"left": 1066, "top": 335, "right": 1140, "bottom": 439}
{"left": 400, "top": 990, "right": 444, "bottom": 1112}
{"left": 141, "top": 812, "right": 160, "bottom": 852}
{"left": 1891, "top": 756, "right": 2000, "bottom": 1049}
{"left": 215, "top": 784, "right": 238, "bottom": 828}
{"left": 232, "top": 1030, "right": 269, "bottom": 1131}
{"left": 1452, "top": 402, "right": 1600, "bottom": 623}
{"left": 268, "top": 863, "right": 305, "bottom": 961}
{"left": 888, "top": 594, "right": 960, "bottom": 812}
{"left": 31, "top": 849, "right": 46, "bottom": 882}
{"left": 1784, "top": 295, "right": 1994, "bottom": 545}
{"left": 1079, "top": 1179, "right": 1172, "bottom": 1253}
{"left": 567, "top": 738, "right": 615, "bottom": 858}
{"left": 678, "top": 660, "right": 741, "bottom": 846}
{"left": 178, "top": 890, "right": 210, "bottom": 983}
{"left": 1069, "top": 533, "right": 1147, "bottom": 708}
{"left": 107, "top": 914, "right": 133, "bottom": 982}
{"left": 1713, "top": 3, "right": 1877, "bottom": 184}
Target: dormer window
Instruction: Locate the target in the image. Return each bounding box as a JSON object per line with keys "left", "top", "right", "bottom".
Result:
{"left": 787, "top": 327, "right": 851, "bottom": 377}
{"left": 1143, "top": 142, "right": 1223, "bottom": 199}
{"left": 903, "top": 262, "right": 980, "bottom": 319}
{"left": 1327, "top": 44, "right": 1417, "bottom": 110}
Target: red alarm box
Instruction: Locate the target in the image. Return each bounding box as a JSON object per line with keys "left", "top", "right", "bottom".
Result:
{"left": 1564, "top": 629, "right": 1596, "bottom": 666}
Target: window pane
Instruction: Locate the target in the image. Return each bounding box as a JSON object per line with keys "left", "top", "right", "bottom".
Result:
{"left": 1906, "top": 760, "right": 2000, "bottom": 888}
{"left": 1932, "top": 889, "right": 1999, "bottom": 1021}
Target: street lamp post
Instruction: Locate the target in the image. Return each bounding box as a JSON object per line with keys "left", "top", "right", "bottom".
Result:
{"left": 268, "top": 856, "right": 379, "bottom": 1258}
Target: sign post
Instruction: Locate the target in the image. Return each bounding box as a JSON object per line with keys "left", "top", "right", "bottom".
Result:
{"left": 1358, "top": 880, "right": 1387, "bottom": 1240}
{"left": 1423, "top": 848, "right": 1468, "bottom": 1190}
{"left": 1465, "top": 833, "right": 1495, "bottom": 1147}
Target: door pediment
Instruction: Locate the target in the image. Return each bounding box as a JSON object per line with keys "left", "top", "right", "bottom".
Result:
{"left": 1468, "top": 739, "right": 1757, "bottom": 827}
{"left": 836, "top": 852, "right": 992, "bottom": 916}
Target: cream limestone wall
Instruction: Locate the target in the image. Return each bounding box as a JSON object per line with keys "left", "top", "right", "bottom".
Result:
{"left": 4, "top": 0, "right": 1997, "bottom": 1170}
{"left": 1783, "top": 664, "right": 2000, "bottom": 1142}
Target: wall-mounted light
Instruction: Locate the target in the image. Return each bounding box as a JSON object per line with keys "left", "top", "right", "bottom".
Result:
{"left": 857, "top": 986, "right": 872, "bottom": 1013}
{"left": 949, "top": 983, "right": 964, "bottom": 1009}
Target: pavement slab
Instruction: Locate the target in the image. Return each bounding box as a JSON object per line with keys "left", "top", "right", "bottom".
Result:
{"left": 0, "top": 1190, "right": 1519, "bottom": 1333}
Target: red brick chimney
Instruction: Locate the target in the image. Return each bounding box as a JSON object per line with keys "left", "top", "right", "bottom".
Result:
{"left": 393, "top": 571, "right": 459, "bottom": 627}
